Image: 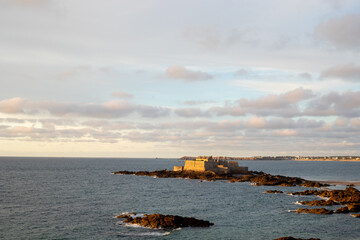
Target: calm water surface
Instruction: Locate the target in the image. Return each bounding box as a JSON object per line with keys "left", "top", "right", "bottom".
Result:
{"left": 1, "top": 157, "right": 360, "bottom": 240}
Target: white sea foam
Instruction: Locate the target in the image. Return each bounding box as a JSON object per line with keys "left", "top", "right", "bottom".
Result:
{"left": 318, "top": 196, "right": 329, "bottom": 200}
{"left": 114, "top": 212, "right": 145, "bottom": 219}
{"left": 123, "top": 223, "right": 147, "bottom": 229}
{"left": 122, "top": 223, "right": 171, "bottom": 234}
{"left": 118, "top": 231, "right": 171, "bottom": 236}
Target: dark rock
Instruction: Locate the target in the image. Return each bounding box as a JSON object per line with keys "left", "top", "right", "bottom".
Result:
{"left": 298, "top": 200, "right": 338, "bottom": 206}
{"left": 347, "top": 204, "right": 360, "bottom": 212}
{"left": 250, "top": 173, "right": 303, "bottom": 187}
{"left": 264, "top": 190, "right": 284, "bottom": 194}
{"left": 302, "top": 181, "right": 329, "bottom": 188}
{"left": 335, "top": 207, "right": 349, "bottom": 213}
{"left": 116, "top": 214, "right": 131, "bottom": 218}
{"left": 289, "top": 187, "right": 360, "bottom": 205}
{"left": 120, "top": 213, "right": 213, "bottom": 229}
{"left": 289, "top": 190, "right": 323, "bottom": 196}
{"left": 296, "top": 208, "right": 333, "bottom": 215}
{"left": 273, "top": 237, "right": 320, "bottom": 240}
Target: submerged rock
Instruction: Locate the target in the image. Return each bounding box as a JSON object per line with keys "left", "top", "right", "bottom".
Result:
{"left": 264, "top": 190, "right": 284, "bottom": 194}
{"left": 296, "top": 208, "right": 334, "bottom": 215}
{"left": 120, "top": 213, "right": 214, "bottom": 229}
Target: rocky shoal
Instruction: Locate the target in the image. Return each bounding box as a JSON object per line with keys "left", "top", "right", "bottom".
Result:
{"left": 117, "top": 213, "right": 213, "bottom": 229}
{"left": 113, "top": 169, "right": 329, "bottom": 188}
{"left": 289, "top": 187, "right": 360, "bottom": 216}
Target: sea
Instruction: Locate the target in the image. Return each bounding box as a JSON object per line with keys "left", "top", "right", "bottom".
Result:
{"left": 1, "top": 157, "right": 360, "bottom": 240}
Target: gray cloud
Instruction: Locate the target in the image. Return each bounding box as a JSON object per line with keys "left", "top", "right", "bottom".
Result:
{"left": 0, "top": 98, "right": 169, "bottom": 119}
{"left": 211, "top": 88, "right": 313, "bottom": 117}
{"left": 175, "top": 108, "right": 209, "bottom": 118}
{"left": 165, "top": 65, "right": 213, "bottom": 82}
{"left": 315, "top": 12, "right": 360, "bottom": 49}
{"left": 304, "top": 90, "right": 360, "bottom": 117}
{"left": 320, "top": 64, "right": 360, "bottom": 81}
{"left": 299, "top": 72, "right": 312, "bottom": 80}
{"left": 234, "top": 69, "right": 248, "bottom": 77}
{"left": 137, "top": 105, "right": 170, "bottom": 118}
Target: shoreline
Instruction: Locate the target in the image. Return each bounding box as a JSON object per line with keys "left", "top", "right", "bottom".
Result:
{"left": 293, "top": 159, "right": 360, "bottom": 162}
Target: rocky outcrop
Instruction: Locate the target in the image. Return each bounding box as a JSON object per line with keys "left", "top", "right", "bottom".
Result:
{"left": 296, "top": 208, "right": 334, "bottom": 215}
{"left": 301, "top": 181, "right": 326, "bottom": 188}
{"left": 351, "top": 214, "right": 360, "bottom": 218}
{"left": 290, "top": 187, "right": 360, "bottom": 216}
{"left": 347, "top": 204, "right": 360, "bottom": 212}
{"left": 290, "top": 187, "right": 360, "bottom": 205}
{"left": 289, "top": 190, "right": 322, "bottom": 196}
{"left": 273, "top": 237, "right": 320, "bottom": 240}
{"left": 297, "top": 200, "right": 338, "bottom": 206}
{"left": 113, "top": 169, "right": 329, "bottom": 187}
{"left": 335, "top": 207, "right": 350, "bottom": 213}
{"left": 117, "top": 213, "right": 213, "bottom": 229}
{"left": 264, "top": 190, "right": 284, "bottom": 194}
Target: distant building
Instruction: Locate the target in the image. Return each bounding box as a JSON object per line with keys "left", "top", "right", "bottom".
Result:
{"left": 174, "top": 156, "right": 248, "bottom": 174}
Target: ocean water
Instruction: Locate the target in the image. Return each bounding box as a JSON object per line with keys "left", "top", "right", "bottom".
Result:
{"left": 1, "top": 157, "right": 360, "bottom": 240}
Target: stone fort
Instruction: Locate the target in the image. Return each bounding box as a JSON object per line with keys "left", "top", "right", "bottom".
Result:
{"left": 174, "top": 156, "right": 248, "bottom": 174}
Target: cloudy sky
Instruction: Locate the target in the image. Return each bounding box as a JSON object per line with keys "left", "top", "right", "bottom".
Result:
{"left": 1, "top": 0, "right": 360, "bottom": 157}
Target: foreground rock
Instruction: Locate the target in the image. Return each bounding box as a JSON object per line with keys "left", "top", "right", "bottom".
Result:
{"left": 335, "top": 207, "right": 350, "bottom": 213}
{"left": 296, "top": 208, "right": 333, "bottom": 215}
{"left": 113, "top": 169, "right": 328, "bottom": 188}
{"left": 347, "top": 204, "right": 360, "bottom": 212}
{"left": 297, "top": 200, "right": 338, "bottom": 206}
{"left": 273, "top": 237, "right": 320, "bottom": 240}
{"left": 336, "top": 204, "right": 360, "bottom": 213}
{"left": 117, "top": 213, "right": 213, "bottom": 229}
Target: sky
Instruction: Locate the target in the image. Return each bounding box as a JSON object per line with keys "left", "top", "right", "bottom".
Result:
{"left": 0, "top": 0, "right": 360, "bottom": 158}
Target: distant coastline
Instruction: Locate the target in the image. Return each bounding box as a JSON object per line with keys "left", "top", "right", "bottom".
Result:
{"left": 180, "top": 156, "right": 360, "bottom": 162}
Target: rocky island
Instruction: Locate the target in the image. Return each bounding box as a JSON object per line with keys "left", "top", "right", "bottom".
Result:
{"left": 117, "top": 213, "right": 213, "bottom": 229}
{"left": 113, "top": 156, "right": 328, "bottom": 187}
